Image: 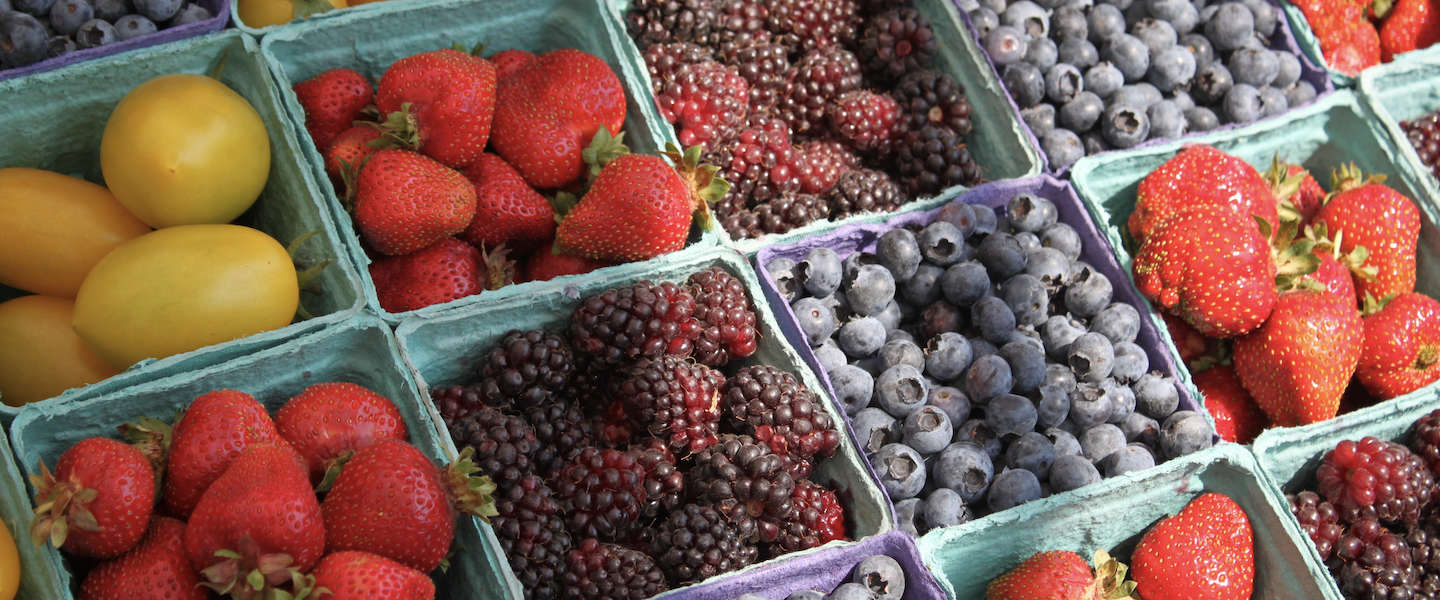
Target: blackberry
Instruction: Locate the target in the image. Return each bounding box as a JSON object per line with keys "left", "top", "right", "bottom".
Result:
{"left": 552, "top": 448, "right": 648, "bottom": 540}
{"left": 772, "top": 480, "right": 846, "bottom": 555}
{"left": 1333, "top": 518, "right": 1420, "bottom": 600}
{"left": 431, "top": 384, "right": 487, "bottom": 424}
{"left": 826, "top": 167, "right": 904, "bottom": 219}
{"left": 1290, "top": 490, "right": 1345, "bottom": 561}
{"left": 614, "top": 355, "right": 726, "bottom": 453}
{"left": 727, "top": 42, "right": 790, "bottom": 112}
{"left": 780, "top": 47, "right": 863, "bottom": 136}
{"left": 753, "top": 192, "right": 830, "bottom": 235}
{"left": 1318, "top": 437, "right": 1435, "bottom": 527}
{"left": 1409, "top": 517, "right": 1440, "bottom": 592}
{"left": 570, "top": 280, "right": 702, "bottom": 365}
{"left": 828, "top": 90, "right": 903, "bottom": 155}
{"left": 474, "top": 329, "right": 575, "bottom": 409}
{"left": 629, "top": 441, "right": 686, "bottom": 518}
{"left": 894, "top": 123, "right": 982, "bottom": 197}
{"left": 627, "top": 0, "right": 717, "bottom": 50}
{"left": 859, "top": 8, "right": 937, "bottom": 83}
{"left": 448, "top": 405, "right": 538, "bottom": 485}
{"left": 1410, "top": 409, "right": 1440, "bottom": 475}
{"left": 798, "top": 140, "right": 860, "bottom": 195}
{"left": 723, "top": 365, "right": 843, "bottom": 462}
{"left": 561, "top": 538, "right": 670, "bottom": 600}
{"left": 706, "top": 113, "right": 805, "bottom": 220}
{"left": 1403, "top": 111, "right": 1440, "bottom": 180}
{"left": 652, "top": 58, "right": 750, "bottom": 148}
{"left": 649, "top": 503, "right": 759, "bottom": 585}
{"left": 688, "top": 434, "right": 798, "bottom": 541}
{"left": 892, "top": 70, "right": 974, "bottom": 136}
{"left": 494, "top": 475, "right": 572, "bottom": 600}
{"left": 524, "top": 399, "right": 593, "bottom": 475}
{"left": 720, "top": 208, "right": 765, "bottom": 240}
{"left": 767, "top": 0, "right": 861, "bottom": 52}
{"left": 643, "top": 41, "right": 712, "bottom": 85}
{"left": 687, "top": 267, "right": 760, "bottom": 367}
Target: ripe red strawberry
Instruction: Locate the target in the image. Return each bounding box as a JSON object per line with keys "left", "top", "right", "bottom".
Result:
{"left": 1132, "top": 205, "right": 1277, "bottom": 338}
{"left": 1129, "top": 145, "right": 1277, "bottom": 245}
{"left": 1356, "top": 292, "right": 1440, "bottom": 399}
{"left": 294, "top": 68, "right": 374, "bottom": 153}
{"left": 523, "top": 241, "right": 612, "bottom": 282}
{"left": 1315, "top": 164, "right": 1420, "bottom": 303}
{"left": 1194, "top": 366, "right": 1268, "bottom": 444}
{"left": 30, "top": 437, "right": 155, "bottom": 558}
{"left": 375, "top": 49, "right": 497, "bottom": 170}
{"left": 321, "top": 440, "right": 498, "bottom": 572}
{"left": 369, "top": 237, "right": 513, "bottom": 313}
{"left": 1131, "top": 493, "right": 1254, "bottom": 600}
{"left": 185, "top": 443, "right": 324, "bottom": 596}
{"left": 274, "top": 382, "right": 408, "bottom": 486}
{"left": 488, "top": 48, "right": 536, "bottom": 80}
{"left": 310, "top": 551, "right": 436, "bottom": 600}
{"left": 354, "top": 149, "right": 478, "bottom": 257}
{"left": 1328, "top": 18, "right": 1383, "bottom": 75}
{"left": 490, "top": 49, "right": 628, "bottom": 189}
{"left": 459, "top": 153, "right": 555, "bottom": 252}
{"left": 556, "top": 145, "right": 728, "bottom": 262}
{"left": 163, "top": 389, "right": 283, "bottom": 519}
{"left": 1160, "top": 312, "right": 1216, "bottom": 369}
{"left": 325, "top": 125, "right": 384, "bottom": 182}
{"left": 79, "top": 517, "right": 205, "bottom": 600}
{"left": 1380, "top": 0, "right": 1440, "bottom": 60}
{"left": 1265, "top": 158, "right": 1326, "bottom": 226}
{"left": 986, "top": 550, "right": 1136, "bottom": 600}
{"left": 1296, "top": 224, "right": 1375, "bottom": 302}
{"left": 1233, "top": 290, "right": 1363, "bottom": 426}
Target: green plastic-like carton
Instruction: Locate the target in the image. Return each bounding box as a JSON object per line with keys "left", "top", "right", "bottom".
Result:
{"left": 1358, "top": 50, "right": 1440, "bottom": 206}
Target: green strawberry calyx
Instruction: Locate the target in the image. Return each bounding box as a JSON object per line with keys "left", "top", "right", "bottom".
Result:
{"left": 1091, "top": 549, "right": 1139, "bottom": 599}
{"left": 445, "top": 447, "right": 500, "bottom": 523}
{"left": 1263, "top": 155, "right": 1307, "bottom": 225}
{"left": 28, "top": 460, "right": 100, "bottom": 549}
{"left": 1328, "top": 162, "right": 1388, "bottom": 198}
{"left": 660, "top": 143, "right": 730, "bottom": 232}
{"left": 1310, "top": 223, "right": 1377, "bottom": 282}
{"left": 1259, "top": 217, "right": 1323, "bottom": 293}
{"left": 582, "top": 127, "right": 630, "bottom": 179}
{"left": 373, "top": 102, "right": 424, "bottom": 153}
{"left": 201, "top": 540, "right": 315, "bottom": 600}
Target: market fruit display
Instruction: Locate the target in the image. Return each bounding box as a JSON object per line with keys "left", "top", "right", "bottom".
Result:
{"left": 0, "top": 295, "right": 118, "bottom": 407}
{"left": 1293, "top": 0, "right": 1437, "bottom": 76}
{"left": 0, "top": 0, "right": 213, "bottom": 71}
{"left": 736, "top": 554, "right": 910, "bottom": 600}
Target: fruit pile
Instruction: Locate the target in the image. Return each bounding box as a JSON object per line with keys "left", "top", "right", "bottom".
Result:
{"left": 29, "top": 382, "right": 479, "bottom": 599}
{"left": 293, "top": 46, "right": 722, "bottom": 313}
{"left": 430, "top": 266, "right": 852, "bottom": 599}
{"left": 625, "top": 0, "right": 984, "bottom": 239}
{"left": 987, "top": 492, "right": 1255, "bottom": 599}
{"left": 1128, "top": 145, "right": 1439, "bottom": 441}
{"left": 0, "top": 0, "right": 211, "bottom": 69}
{"left": 764, "top": 193, "right": 1212, "bottom": 537}
{"left": 1285, "top": 411, "right": 1440, "bottom": 598}
{"left": 1402, "top": 108, "right": 1440, "bottom": 180}
{"left": 1293, "top": 0, "right": 1438, "bottom": 76}
{"left": 966, "top": 0, "right": 1317, "bottom": 169}
{"left": 736, "top": 554, "right": 909, "bottom": 600}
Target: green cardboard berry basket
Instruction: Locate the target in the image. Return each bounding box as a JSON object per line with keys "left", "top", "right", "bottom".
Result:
{"left": 260, "top": 0, "right": 722, "bottom": 324}
{"left": 600, "top": 0, "right": 1045, "bottom": 256}
{"left": 0, "top": 31, "right": 364, "bottom": 425}
{"left": 392, "top": 246, "right": 894, "bottom": 598}
{"left": 7, "top": 314, "right": 521, "bottom": 600}
{"left": 916, "top": 443, "right": 1339, "bottom": 599}
{"left": 0, "top": 423, "right": 68, "bottom": 599}
{"left": 1358, "top": 49, "right": 1440, "bottom": 207}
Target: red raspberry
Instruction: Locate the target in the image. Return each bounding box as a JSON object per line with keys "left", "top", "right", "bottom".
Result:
{"left": 797, "top": 140, "right": 860, "bottom": 195}
{"left": 1318, "top": 437, "right": 1435, "bottom": 526}
{"left": 652, "top": 59, "right": 750, "bottom": 148}
{"left": 828, "top": 90, "right": 903, "bottom": 155}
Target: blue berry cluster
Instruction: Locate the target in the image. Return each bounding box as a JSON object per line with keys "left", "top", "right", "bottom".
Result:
{"left": 765, "top": 194, "right": 1215, "bottom": 537}
{"left": 0, "top": 0, "right": 211, "bottom": 70}
{"left": 737, "top": 554, "right": 907, "bottom": 600}
{"left": 968, "top": 0, "right": 1318, "bottom": 169}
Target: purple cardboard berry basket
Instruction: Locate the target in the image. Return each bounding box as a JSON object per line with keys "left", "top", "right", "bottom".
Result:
{"left": 0, "top": 0, "right": 230, "bottom": 83}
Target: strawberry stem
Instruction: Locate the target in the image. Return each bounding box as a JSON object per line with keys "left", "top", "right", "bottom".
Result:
{"left": 1417, "top": 345, "right": 1439, "bottom": 370}
{"left": 443, "top": 447, "right": 499, "bottom": 522}
{"left": 375, "top": 103, "right": 422, "bottom": 151}
{"left": 200, "top": 541, "right": 307, "bottom": 600}
{"left": 582, "top": 127, "right": 630, "bottom": 179}
{"left": 1091, "top": 549, "right": 1139, "bottom": 599}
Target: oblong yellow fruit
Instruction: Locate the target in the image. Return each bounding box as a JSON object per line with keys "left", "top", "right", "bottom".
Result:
{"left": 0, "top": 518, "right": 18, "bottom": 600}
{"left": 0, "top": 295, "right": 119, "bottom": 407}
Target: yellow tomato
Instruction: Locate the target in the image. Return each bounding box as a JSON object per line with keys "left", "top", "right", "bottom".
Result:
{"left": 237, "top": 0, "right": 344, "bottom": 27}
{"left": 100, "top": 74, "right": 270, "bottom": 228}
{"left": 0, "top": 168, "right": 151, "bottom": 298}
{"left": 0, "top": 296, "right": 119, "bottom": 407}
{"left": 73, "top": 225, "right": 299, "bottom": 370}
{"left": 0, "top": 520, "right": 17, "bottom": 600}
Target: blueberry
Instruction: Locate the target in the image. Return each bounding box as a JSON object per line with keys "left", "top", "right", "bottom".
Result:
{"left": 792, "top": 297, "right": 838, "bottom": 346}
{"left": 168, "top": 2, "right": 210, "bottom": 25}
{"left": 1100, "top": 103, "right": 1150, "bottom": 148}
{"left": 940, "top": 261, "right": 990, "bottom": 307}
{"left": 815, "top": 339, "right": 849, "bottom": 373}
{"left": 1036, "top": 382, "right": 1072, "bottom": 427}
{"left": 1229, "top": 46, "right": 1278, "bottom": 87}
{"left": 114, "top": 13, "right": 157, "bottom": 40}
{"left": 1205, "top": 2, "right": 1254, "bottom": 50}
{"left": 820, "top": 292, "right": 853, "bottom": 323}
{"left": 1043, "top": 63, "right": 1084, "bottom": 105}
{"left": 1088, "top": 3, "right": 1126, "bottom": 42}
{"left": 46, "top": 34, "right": 73, "bottom": 57}
{"left": 1081, "top": 423, "right": 1127, "bottom": 463}
{"left": 1102, "top": 34, "right": 1150, "bottom": 82}
{"left": 1191, "top": 62, "right": 1233, "bottom": 105}
{"left": 832, "top": 583, "right": 881, "bottom": 600}
{"left": 936, "top": 202, "right": 978, "bottom": 238}
{"left": 1058, "top": 37, "right": 1100, "bottom": 69}
{"left": 1020, "top": 105, "right": 1057, "bottom": 147}
{"left": 895, "top": 497, "right": 921, "bottom": 536}
{"left": 964, "top": 353, "right": 1013, "bottom": 402}
{"left": 1223, "top": 82, "right": 1263, "bottom": 123}
{"left": 767, "top": 257, "right": 802, "bottom": 302}
{"left": 48, "top": 0, "right": 90, "bottom": 36}
{"left": 1133, "top": 372, "right": 1180, "bottom": 418}
{"left": 1046, "top": 427, "right": 1084, "bottom": 456}
{"left": 877, "top": 300, "right": 904, "bottom": 332}
{"left": 1103, "top": 378, "right": 1137, "bottom": 422}
{"left": 1067, "top": 332, "right": 1115, "bottom": 383}
{"left": 877, "top": 229, "right": 922, "bottom": 282}
{"left": 1007, "top": 326, "right": 1046, "bottom": 352}
{"left": 977, "top": 233, "right": 1028, "bottom": 279}
{"left": 1154, "top": 0, "right": 1200, "bottom": 32}
{"left": 1014, "top": 230, "right": 1042, "bottom": 253}
{"left": 935, "top": 442, "right": 994, "bottom": 502}
{"left": 1121, "top": 411, "right": 1161, "bottom": 446}
{"left": 1007, "top": 193, "right": 1057, "bottom": 233}
{"left": 987, "top": 393, "right": 1039, "bottom": 436}
{"left": 1148, "top": 46, "right": 1196, "bottom": 93}
{"left": 988, "top": 468, "right": 1043, "bottom": 511}
{"left": 1025, "top": 35, "right": 1059, "bottom": 69}
{"left": 880, "top": 339, "right": 926, "bottom": 372}
{"left": 970, "top": 6, "right": 1000, "bottom": 37}
{"left": 1244, "top": 0, "right": 1278, "bottom": 37}
{"left": 1285, "top": 80, "right": 1317, "bottom": 107}
{"left": 1160, "top": 410, "right": 1213, "bottom": 458}
{"left": 848, "top": 265, "right": 897, "bottom": 317}
{"left": 918, "top": 221, "right": 969, "bottom": 266}
{"left": 1045, "top": 363, "right": 1078, "bottom": 390}
{"left": 1146, "top": 99, "right": 1187, "bottom": 139}
{"left": 1104, "top": 443, "right": 1158, "bottom": 475}
{"left": 1042, "top": 129, "right": 1085, "bottom": 170}
{"left": 922, "top": 488, "right": 971, "bottom": 530}
{"left": 920, "top": 301, "right": 965, "bottom": 340}
{"left": 1169, "top": 89, "right": 1196, "bottom": 111}
{"left": 971, "top": 205, "right": 1000, "bottom": 237}
{"left": 854, "top": 407, "right": 900, "bottom": 454}
{"left": 1080, "top": 64, "right": 1121, "bottom": 101}
{"left": 902, "top": 264, "right": 945, "bottom": 306}
{"left": 831, "top": 364, "right": 875, "bottom": 415}
{"left": 10, "top": 0, "right": 51, "bottom": 17}
{"left": 1049, "top": 453, "right": 1103, "bottom": 492}
{"left": 972, "top": 296, "right": 1017, "bottom": 344}
{"left": 1002, "top": 343, "right": 1047, "bottom": 395}
{"left": 1005, "top": 431, "right": 1057, "bottom": 479}
{"left": 1003, "top": 0, "right": 1050, "bottom": 36}
{"left": 1273, "top": 50, "right": 1301, "bottom": 88}
{"left": 1040, "top": 223, "right": 1082, "bottom": 260}
{"left": 1052, "top": 6, "right": 1088, "bottom": 42}
{"left": 1055, "top": 92, "right": 1101, "bottom": 133}
{"left": 844, "top": 252, "right": 881, "bottom": 287}
{"left": 928, "top": 385, "right": 972, "bottom": 424}
{"left": 1069, "top": 382, "right": 1113, "bottom": 428}
{"left": 1003, "top": 62, "right": 1047, "bottom": 108}
{"left": 1185, "top": 106, "right": 1221, "bottom": 131}
{"left": 1111, "top": 341, "right": 1149, "bottom": 383}
{"left": 985, "top": 25, "right": 1030, "bottom": 65}
{"left": 877, "top": 364, "right": 929, "bottom": 418}
{"left": 925, "top": 332, "right": 974, "bottom": 381}
{"left": 1259, "top": 85, "right": 1288, "bottom": 117}
{"left": 1132, "top": 18, "right": 1178, "bottom": 57}
{"left": 1000, "top": 274, "right": 1049, "bottom": 327}
{"left": 956, "top": 419, "right": 1004, "bottom": 460}
{"left": 0, "top": 11, "right": 46, "bottom": 67}
{"left": 1025, "top": 247, "right": 1070, "bottom": 291}
{"left": 873, "top": 443, "right": 927, "bottom": 499}
{"left": 839, "top": 317, "right": 887, "bottom": 358}
{"left": 886, "top": 327, "right": 914, "bottom": 343}
{"left": 904, "top": 406, "right": 954, "bottom": 454}
{"left": 800, "top": 247, "right": 843, "bottom": 298}
{"left": 91, "top": 0, "right": 125, "bottom": 20}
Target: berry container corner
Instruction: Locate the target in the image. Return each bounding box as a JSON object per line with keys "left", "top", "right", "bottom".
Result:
{"left": 1274, "top": 0, "right": 1440, "bottom": 88}
{"left": 1357, "top": 49, "right": 1440, "bottom": 211}
{"left": 258, "top": 0, "right": 721, "bottom": 325}
{"left": 916, "top": 443, "right": 1339, "bottom": 599}
{"left": 598, "top": 0, "right": 1046, "bottom": 256}
{"left": 391, "top": 245, "right": 895, "bottom": 597}
{"left": 0, "top": 420, "right": 69, "bottom": 599}
{"left": 0, "top": 0, "right": 228, "bottom": 83}
{"left": 0, "top": 30, "right": 365, "bottom": 426}
{"left": 7, "top": 313, "right": 521, "bottom": 600}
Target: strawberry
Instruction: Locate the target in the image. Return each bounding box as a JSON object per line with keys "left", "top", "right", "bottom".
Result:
{"left": 1131, "top": 493, "right": 1254, "bottom": 600}
{"left": 294, "top": 68, "right": 374, "bottom": 153}
{"left": 325, "top": 124, "right": 384, "bottom": 183}
{"left": 556, "top": 145, "right": 728, "bottom": 262}
{"left": 460, "top": 153, "right": 555, "bottom": 253}
{"left": 1327, "top": 18, "right": 1383, "bottom": 75}
{"left": 274, "top": 381, "right": 408, "bottom": 486}
{"left": 488, "top": 48, "right": 536, "bottom": 80}
{"left": 321, "top": 440, "right": 497, "bottom": 572}
{"left": 1356, "top": 292, "right": 1440, "bottom": 399}
{"left": 1233, "top": 290, "right": 1363, "bottom": 426}
{"left": 1132, "top": 205, "right": 1277, "bottom": 338}
{"left": 1315, "top": 164, "right": 1420, "bottom": 303}
{"left": 986, "top": 550, "right": 1136, "bottom": 600}
{"left": 354, "top": 149, "right": 477, "bottom": 257}
{"left": 29, "top": 437, "right": 154, "bottom": 558}
{"left": 1160, "top": 312, "right": 1223, "bottom": 370}
{"left": 1265, "top": 157, "right": 1326, "bottom": 226}
{"left": 310, "top": 551, "right": 436, "bottom": 600}
{"left": 1194, "top": 366, "right": 1268, "bottom": 444}
{"left": 185, "top": 443, "right": 324, "bottom": 597}
{"left": 522, "top": 241, "right": 612, "bottom": 282}
{"left": 79, "top": 517, "right": 205, "bottom": 600}
{"left": 1380, "top": 0, "right": 1440, "bottom": 60}
{"left": 490, "top": 49, "right": 628, "bottom": 189}
{"left": 1128, "top": 145, "right": 1277, "bottom": 245}
{"left": 369, "top": 237, "right": 513, "bottom": 313}
{"left": 375, "top": 49, "right": 497, "bottom": 170}
{"left": 163, "top": 389, "right": 284, "bottom": 519}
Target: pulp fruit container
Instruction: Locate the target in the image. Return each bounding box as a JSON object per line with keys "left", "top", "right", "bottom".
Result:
{"left": 7, "top": 314, "right": 521, "bottom": 600}
{"left": 917, "top": 443, "right": 1339, "bottom": 599}
{"left": 0, "top": 30, "right": 364, "bottom": 425}
{"left": 393, "top": 246, "right": 893, "bottom": 597}
{"left": 0, "top": 423, "right": 68, "bottom": 599}
{"left": 1358, "top": 50, "right": 1440, "bottom": 205}
{"left": 601, "top": 0, "right": 1045, "bottom": 255}
{"left": 261, "top": 0, "right": 719, "bottom": 323}
{"left": 0, "top": 0, "right": 228, "bottom": 83}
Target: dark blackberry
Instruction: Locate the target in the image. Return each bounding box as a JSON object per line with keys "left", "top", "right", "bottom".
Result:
{"left": 798, "top": 140, "right": 860, "bottom": 195}
{"left": 1318, "top": 437, "right": 1436, "bottom": 527}
{"left": 643, "top": 41, "right": 712, "bottom": 86}
{"left": 772, "top": 480, "right": 846, "bottom": 555}
{"left": 614, "top": 355, "right": 726, "bottom": 454}
{"left": 720, "top": 208, "right": 765, "bottom": 240}
{"left": 1333, "top": 518, "right": 1420, "bottom": 600}
{"left": 448, "top": 405, "right": 538, "bottom": 484}
{"left": 826, "top": 167, "right": 904, "bottom": 219}
{"left": 570, "top": 280, "right": 703, "bottom": 365}
{"left": 1409, "top": 516, "right": 1440, "bottom": 588}
{"left": 779, "top": 47, "right": 863, "bottom": 136}
{"left": 767, "top": 0, "right": 861, "bottom": 53}
{"left": 754, "top": 192, "right": 830, "bottom": 235}
{"left": 1409, "top": 409, "right": 1440, "bottom": 476}
{"left": 828, "top": 89, "right": 904, "bottom": 155}
{"left": 892, "top": 70, "right": 974, "bottom": 136}
{"left": 687, "top": 267, "right": 760, "bottom": 367}
{"left": 552, "top": 447, "right": 648, "bottom": 540}
{"left": 1402, "top": 112, "right": 1440, "bottom": 180}
{"left": 626, "top": 0, "right": 717, "bottom": 50}
{"left": 727, "top": 42, "right": 790, "bottom": 112}
{"left": 688, "top": 434, "right": 797, "bottom": 542}
{"left": 524, "top": 399, "right": 593, "bottom": 475}
{"left": 710, "top": 0, "right": 779, "bottom": 55}
{"left": 561, "top": 538, "right": 670, "bottom": 600}
{"left": 894, "top": 123, "right": 982, "bottom": 197}
{"left": 705, "top": 114, "right": 805, "bottom": 220}
{"left": 649, "top": 503, "right": 759, "bottom": 585}
{"left": 1290, "top": 490, "right": 1345, "bottom": 561}
{"left": 629, "top": 441, "right": 686, "bottom": 518}
{"left": 858, "top": 0, "right": 906, "bottom": 15}
{"left": 652, "top": 58, "right": 751, "bottom": 148}
{"left": 475, "top": 329, "right": 575, "bottom": 409}
{"left": 494, "top": 475, "right": 572, "bottom": 600}
{"left": 431, "top": 384, "right": 487, "bottom": 424}
{"left": 723, "top": 365, "right": 842, "bottom": 463}
{"left": 859, "top": 8, "right": 937, "bottom": 83}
